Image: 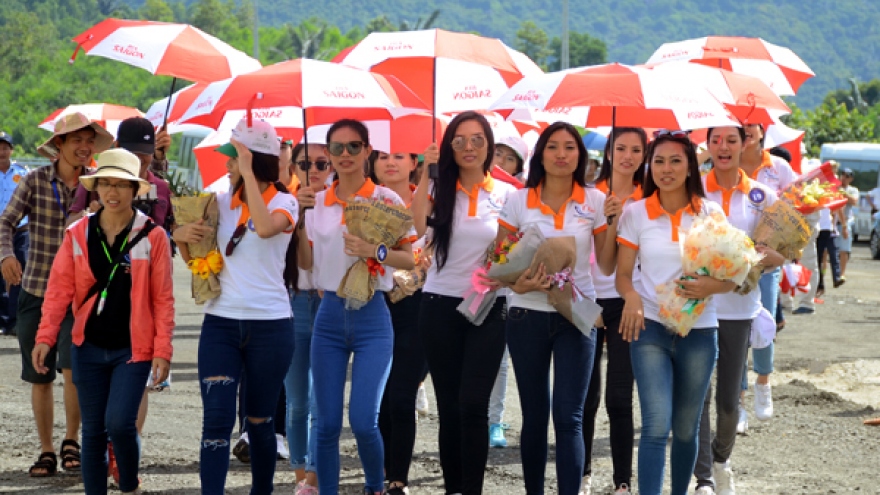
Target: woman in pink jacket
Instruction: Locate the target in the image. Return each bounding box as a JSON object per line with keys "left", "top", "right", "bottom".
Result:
{"left": 32, "top": 148, "right": 174, "bottom": 495}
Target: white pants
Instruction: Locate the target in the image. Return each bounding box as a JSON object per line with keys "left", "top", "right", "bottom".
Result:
{"left": 489, "top": 346, "right": 509, "bottom": 424}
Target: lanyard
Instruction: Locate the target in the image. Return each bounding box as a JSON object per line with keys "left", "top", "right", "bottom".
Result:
{"left": 51, "top": 181, "right": 69, "bottom": 220}
{"left": 95, "top": 226, "right": 130, "bottom": 315}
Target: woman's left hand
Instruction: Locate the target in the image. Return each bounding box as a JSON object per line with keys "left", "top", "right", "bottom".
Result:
{"left": 756, "top": 245, "right": 786, "bottom": 269}
{"left": 230, "top": 138, "right": 254, "bottom": 178}
{"left": 342, "top": 232, "right": 376, "bottom": 258}
{"left": 676, "top": 273, "right": 722, "bottom": 300}
{"left": 151, "top": 358, "right": 170, "bottom": 387}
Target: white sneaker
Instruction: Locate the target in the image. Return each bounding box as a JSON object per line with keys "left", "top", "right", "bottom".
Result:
{"left": 416, "top": 383, "right": 429, "bottom": 416}
{"left": 695, "top": 487, "right": 716, "bottom": 495}
{"left": 578, "top": 475, "right": 591, "bottom": 495}
{"left": 736, "top": 403, "right": 748, "bottom": 434}
{"left": 754, "top": 381, "right": 774, "bottom": 421}
{"left": 714, "top": 460, "right": 736, "bottom": 495}
{"left": 275, "top": 433, "right": 289, "bottom": 460}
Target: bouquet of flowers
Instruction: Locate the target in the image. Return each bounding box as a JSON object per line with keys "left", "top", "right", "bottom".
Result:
{"left": 388, "top": 246, "right": 432, "bottom": 304}
{"left": 529, "top": 236, "right": 602, "bottom": 336}
{"left": 337, "top": 199, "right": 414, "bottom": 310}
{"left": 171, "top": 192, "right": 222, "bottom": 304}
{"left": 456, "top": 226, "right": 545, "bottom": 325}
{"left": 656, "top": 212, "right": 763, "bottom": 336}
{"left": 780, "top": 162, "right": 848, "bottom": 215}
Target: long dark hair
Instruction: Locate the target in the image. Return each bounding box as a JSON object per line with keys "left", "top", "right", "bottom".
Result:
{"left": 427, "top": 111, "right": 494, "bottom": 270}
{"left": 706, "top": 126, "right": 746, "bottom": 144}
{"left": 642, "top": 134, "right": 705, "bottom": 212}
{"left": 596, "top": 127, "right": 648, "bottom": 186}
{"left": 525, "top": 122, "right": 587, "bottom": 189}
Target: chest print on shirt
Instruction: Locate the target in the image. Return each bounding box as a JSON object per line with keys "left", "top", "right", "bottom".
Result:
{"left": 487, "top": 193, "right": 506, "bottom": 212}
{"left": 122, "top": 254, "right": 132, "bottom": 274}
{"left": 747, "top": 187, "right": 767, "bottom": 213}
{"left": 247, "top": 218, "right": 256, "bottom": 232}
{"left": 573, "top": 204, "right": 596, "bottom": 224}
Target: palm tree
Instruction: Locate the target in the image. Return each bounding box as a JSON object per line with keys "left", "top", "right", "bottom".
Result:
{"left": 399, "top": 9, "right": 440, "bottom": 31}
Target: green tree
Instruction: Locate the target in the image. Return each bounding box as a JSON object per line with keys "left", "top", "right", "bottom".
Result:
{"left": 140, "top": 0, "right": 175, "bottom": 22}
{"left": 548, "top": 31, "right": 607, "bottom": 71}
{"left": 785, "top": 100, "right": 876, "bottom": 156}
{"left": 515, "top": 21, "right": 551, "bottom": 70}
{"left": 399, "top": 9, "right": 441, "bottom": 31}
{"left": 365, "top": 15, "right": 396, "bottom": 34}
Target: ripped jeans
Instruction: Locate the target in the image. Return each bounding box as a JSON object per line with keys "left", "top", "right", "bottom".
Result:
{"left": 198, "top": 314, "right": 295, "bottom": 495}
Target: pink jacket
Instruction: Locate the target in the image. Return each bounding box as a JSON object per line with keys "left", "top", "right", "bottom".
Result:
{"left": 36, "top": 211, "right": 175, "bottom": 362}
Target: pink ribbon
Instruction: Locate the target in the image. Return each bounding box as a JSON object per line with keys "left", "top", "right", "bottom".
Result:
{"left": 465, "top": 267, "right": 493, "bottom": 313}
{"left": 551, "top": 267, "right": 587, "bottom": 302}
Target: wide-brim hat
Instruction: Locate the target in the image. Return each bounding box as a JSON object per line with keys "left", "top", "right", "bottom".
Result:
{"left": 37, "top": 112, "right": 114, "bottom": 159}
{"left": 80, "top": 148, "right": 151, "bottom": 196}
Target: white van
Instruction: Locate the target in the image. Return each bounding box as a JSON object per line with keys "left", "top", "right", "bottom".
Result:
{"left": 819, "top": 142, "right": 880, "bottom": 259}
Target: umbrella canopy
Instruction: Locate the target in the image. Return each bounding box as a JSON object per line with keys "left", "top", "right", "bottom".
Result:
{"left": 70, "top": 19, "right": 261, "bottom": 83}
{"left": 490, "top": 63, "right": 740, "bottom": 130}
{"left": 645, "top": 36, "right": 814, "bottom": 96}
{"left": 144, "top": 82, "right": 210, "bottom": 134}
{"left": 176, "top": 58, "right": 429, "bottom": 130}
{"left": 39, "top": 103, "right": 144, "bottom": 137}
{"left": 333, "top": 29, "right": 543, "bottom": 115}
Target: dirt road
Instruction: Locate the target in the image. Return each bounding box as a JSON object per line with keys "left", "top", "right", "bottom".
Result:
{"left": 0, "top": 244, "right": 878, "bottom": 494}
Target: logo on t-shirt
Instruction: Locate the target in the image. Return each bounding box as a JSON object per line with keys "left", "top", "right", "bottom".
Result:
{"left": 748, "top": 187, "right": 766, "bottom": 204}
{"left": 573, "top": 204, "right": 596, "bottom": 223}
{"left": 487, "top": 193, "right": 506, "bottom": 212}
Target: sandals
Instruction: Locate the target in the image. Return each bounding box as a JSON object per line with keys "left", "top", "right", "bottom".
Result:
{"left": 29, "top": 452, "right": 57, "bottom": 477}
{"left": 60, "top": 439, "right": 82, "bottom": 471}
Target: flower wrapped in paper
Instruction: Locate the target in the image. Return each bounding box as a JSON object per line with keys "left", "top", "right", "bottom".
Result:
{"left": 388, "top": 247, "right": 432, "bottom": 304}
{"left": 337, "top": 199, "right": 414, "bottom": 310}
{"left": 171, "top": 193, "right": 221, "bottom": 304}
{"left": 657, "top": 212, "right": 763, "bottom": 336}
{"left": 780, "top": 162, "right": 848, "bottom": 215}
{"left": 734, "top": 200, "right": 812, "bottom": 295}
{"left": 456, "top": 226, "right": 545, "bottom": 325}
{"left": 529, "top": 236, "right": 602, "bottom": 336}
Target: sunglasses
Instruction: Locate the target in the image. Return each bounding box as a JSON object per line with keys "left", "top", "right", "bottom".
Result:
{"left": 653, "top": 129, "right": 689, "bottom": 139}
{"left": 327, "top": 141, "right": 366, "bottom": 156}
{"left": 296, "top": 159, "right": 331, "bottom": 172}
{"left": 225, "top": 224, "right": 247, "bottom": 256}
{"left": 451, "top": 135, "right": 486, "bottom": 151}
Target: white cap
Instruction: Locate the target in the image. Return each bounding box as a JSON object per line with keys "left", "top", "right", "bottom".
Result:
{"left": 229, "top": 117, "right": 280, "bottom": 157}
{"left": 495, "top": 134, "right": 529, "bottom": 162}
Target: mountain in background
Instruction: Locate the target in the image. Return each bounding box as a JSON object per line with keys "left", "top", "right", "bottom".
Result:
{"left": 120, "top": 0, "right": 880, "bottom": 108}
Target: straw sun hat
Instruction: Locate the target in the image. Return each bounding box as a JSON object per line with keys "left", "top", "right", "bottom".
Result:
{"left": 80, "top": 148, "right": 152, "bottom": 196}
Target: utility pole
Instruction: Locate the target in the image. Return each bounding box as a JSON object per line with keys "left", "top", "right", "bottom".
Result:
{"left": 252, "top": 0, "right": 260, "bottom": 59}
{"left": 561, "top": 0, "right": 570, "bottom": 69}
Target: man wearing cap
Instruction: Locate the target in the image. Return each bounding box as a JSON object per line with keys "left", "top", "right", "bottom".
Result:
{"left": 0, "top": 112, "right": 113, "bottom": 477}
{"left": 70, "top": 117, "right": 173, "bottom": 231}
{"left": 0, "top": 131, "right": 29, "bottom": 336}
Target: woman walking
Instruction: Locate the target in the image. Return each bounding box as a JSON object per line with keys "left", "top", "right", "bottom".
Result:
{"left": 297, "top": 119, "right": 416, "bottom": 495}
{"left": 33, "top": 148, "right": 174, "bottom": 495}
{"left": 613, "top": 131, "right": 736, "bottom": 495}
{"left": 411, "top": 111, "right": 517, "bottom": 495}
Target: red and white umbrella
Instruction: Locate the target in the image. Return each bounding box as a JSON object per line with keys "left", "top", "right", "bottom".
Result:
{"left": 70, "top": 19, "right": 261, "bottom": 84}
{"left": 333, "top": 29, "right": 543, "bottom": 116}
{"left": 490, "top": 63, "right": 740, "bottom": 130}
{"left": 644, "top": 61, "right": 790, "bottom": 125}
{"left": 39, "top": 103, "right": 144, "bottom": 137}
{"left": 645, "top": 36, "right": 814, "bottom": 96}
{"left": 176, "top": 58, "right": 429, "bottom": 130}
{"left": 144, "top": 82, "right": 210, "bottom": 134}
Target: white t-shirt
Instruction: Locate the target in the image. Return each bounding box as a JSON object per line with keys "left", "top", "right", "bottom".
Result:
{"left": 842, "top": 185, "right": 859, "bottom": 220}
{"left": 307, "top": 179, "right": 418, "bottom": 293}
{"left": 617, "top": 194, "right": 723, "bottom": 330}
{"left": 498, "top": 183, "right": 607, "bottom": 311}
{"left": 870, "top": 188, "right": 880, "bottom": 209}
{"left": 818, "top": 207, "right": 834, "bottom": 231}
{"left": 206, "top": 185, "right": 299, "bottom": 320}
{"left": 423, "top": 175, "right": 517, "bottom": 297}
{"left": 749, "top": 151, "right": 796, "bottom": 193}
{"left": 703, "top": 170, "right": 778, "bottom": 320}
{"left": 590, "top": 180, "right": 643, "bottom": 299}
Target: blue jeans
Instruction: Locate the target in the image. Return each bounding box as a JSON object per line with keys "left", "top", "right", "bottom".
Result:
{"left": 630, "top": 320, "right": 718, "bottom": 495}
{"left": 506, "top": 307, "right": 596, "bottom": 495}
{"left": 198, "top": 314, "right": 294, "bottom": 495}
{"left": 71, "top": 342, "right": 151, "bottom": 495}
{"left": 742, "top": 268, "right": 780, "bottom": 390}
{"left": 1, "top": 229, "right": 27, "bottom": 331}
{"left": 311, "top": 292, "right": 393, "bottom": 494}
{"left": 284, "top": 290, "right": 320, "bottom": 472}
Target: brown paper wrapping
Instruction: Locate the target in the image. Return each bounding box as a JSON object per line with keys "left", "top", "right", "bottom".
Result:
{"left": 171, "top": 194, "right": 221, "bottom": 304}
{"left": 389, "top": 249, "right": 432, "bottom": 304}
{"left": 337, "top": 200, "right": 414, "bottom": 309}
{"left": 735, "top": 201, "right": 811, "bottom": 295}
{"left": 530, "top": 237, "right": 603, "bottom": 331}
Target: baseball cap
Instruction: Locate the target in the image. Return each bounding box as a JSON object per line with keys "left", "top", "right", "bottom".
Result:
{"left": 116, "top": 117, "right": 156, "bottom": 155}
{"left": 495, "top": 135, "right": 529, "bottom": 163}
{"left": 0, "top": 131, "right": 13, "bottom": 147}
{"left": 216, "top": 118, "right": 280, "bottom": 158}
{"left": 842, "top": 168, "right": 854, "bottom": 176}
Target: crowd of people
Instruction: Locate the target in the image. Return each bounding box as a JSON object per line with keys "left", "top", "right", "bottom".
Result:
{"left": 0, "top": 109, "right": 861, "bottom": 495}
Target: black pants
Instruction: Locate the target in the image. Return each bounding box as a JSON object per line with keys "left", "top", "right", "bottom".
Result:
{"left": 420, "top": 292, "right": 506, "bottom": 495}
{"left": 583, "top": 297, "right": 634, "bottom": 489}
{"left": 816, "top": 229, "right": 841, "bottom": 290}
{"left": 379, "top": 290, "right": 428, "bottom": 485}
{"left": 238, "top": 371, "right": 287, "bottom": 437}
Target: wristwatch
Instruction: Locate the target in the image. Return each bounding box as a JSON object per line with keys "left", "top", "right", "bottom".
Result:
{"left": 375, "top": 243, "right": 388, "bottom": 264}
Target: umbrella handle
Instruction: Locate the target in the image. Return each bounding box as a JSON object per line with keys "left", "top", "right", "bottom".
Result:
{"left": 607, "top": 108, "right": 616, "bottom": 225}
{"left": 159, "top": 77, "right": 178, "bottom": 154}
